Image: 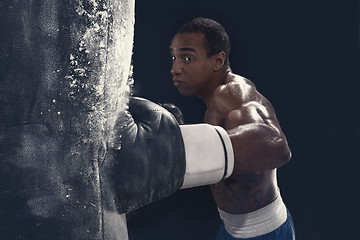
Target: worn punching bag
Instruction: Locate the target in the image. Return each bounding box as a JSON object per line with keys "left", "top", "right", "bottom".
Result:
{"left": 0, "top": 0, "right": 135, "bottom": 239}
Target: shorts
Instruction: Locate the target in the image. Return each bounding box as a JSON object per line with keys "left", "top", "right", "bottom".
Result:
{"left": 215, "top": 209, "right": 295, "bottom": 240}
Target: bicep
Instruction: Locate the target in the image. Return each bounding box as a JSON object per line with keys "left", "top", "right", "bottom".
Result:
{"left": 224, "top": 102, "right": 265, "bottom": 130}
{"left": 225, "top": 101, "right": 283, "bottom": 135}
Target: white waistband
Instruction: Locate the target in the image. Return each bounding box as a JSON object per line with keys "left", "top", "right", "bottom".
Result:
{"left": 218, "top": 194, "right": 287, "bottom": 238}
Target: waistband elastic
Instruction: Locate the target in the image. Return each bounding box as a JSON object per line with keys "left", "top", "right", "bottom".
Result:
{"left": 218, "top": 193, "right": 287, "bottom": 238}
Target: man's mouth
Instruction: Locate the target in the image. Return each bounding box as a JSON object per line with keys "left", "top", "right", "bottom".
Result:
{"left": 172, "top": 79, "right": 183, "bottom": 87}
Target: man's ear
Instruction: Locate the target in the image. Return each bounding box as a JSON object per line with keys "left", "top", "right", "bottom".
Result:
{"left": 213, "top": 51, "right": 226, "bottom": 71}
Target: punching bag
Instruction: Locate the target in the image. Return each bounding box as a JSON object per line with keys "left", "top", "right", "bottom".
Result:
{"left": 0, "top": 0, "right": 135, "bottom": 239}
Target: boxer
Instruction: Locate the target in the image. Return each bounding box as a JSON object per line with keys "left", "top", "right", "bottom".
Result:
{"left": 169, "top": 17, "right": 295, "bottom": 239}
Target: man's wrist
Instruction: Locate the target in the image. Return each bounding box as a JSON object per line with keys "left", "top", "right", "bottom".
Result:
{"left": 179, "top": 124, "right": 234, "bottom": 189}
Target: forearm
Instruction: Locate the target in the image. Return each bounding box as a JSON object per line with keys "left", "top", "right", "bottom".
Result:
{"left": 228, "top": 123, "right": 291, "bottom": 172}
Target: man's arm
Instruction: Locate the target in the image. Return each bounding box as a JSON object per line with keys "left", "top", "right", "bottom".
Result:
{"left": 227, "top": 122, "right": 291, "bottom": 173}
{"left": 213, "top": 82, "right": 291, "bottom": 173}
{"left": 110, "top": 97, "right": 234, "bottom": 213}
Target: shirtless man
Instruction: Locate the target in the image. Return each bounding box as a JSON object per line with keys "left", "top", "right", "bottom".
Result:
{"left": 169, "top": 17, "right": 295, "bottom": 239}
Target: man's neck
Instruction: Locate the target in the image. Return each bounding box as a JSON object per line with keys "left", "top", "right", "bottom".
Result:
{"left": 200, "top": 66, "right": 231, "bottom": 107}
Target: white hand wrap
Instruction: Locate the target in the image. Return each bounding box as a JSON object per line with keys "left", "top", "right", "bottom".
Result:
{"left": 180, "top": 124, "right": 234, "bottom": 189}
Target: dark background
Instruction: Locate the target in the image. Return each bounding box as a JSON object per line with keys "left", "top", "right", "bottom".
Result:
{"left": 126, "top": 0, "right": 359, "bottom": 240}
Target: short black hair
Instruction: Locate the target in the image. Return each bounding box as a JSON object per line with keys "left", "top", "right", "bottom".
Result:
{"left": 177, "top": 17, "right": 230, "bottom": 65}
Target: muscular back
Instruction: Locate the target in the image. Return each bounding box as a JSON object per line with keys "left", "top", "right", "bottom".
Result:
{"left": 204, "top": 73, "right": 290, "bottom": 214}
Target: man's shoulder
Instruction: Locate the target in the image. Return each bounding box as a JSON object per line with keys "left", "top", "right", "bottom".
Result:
{"left": 225, "top": 73, "right": 256, "bottom": 89}
{"left": 216, "top": 74, "right": 255, "bottom": 101}
{"left": 211, "top": 74, "right": 245, "bottom": 113}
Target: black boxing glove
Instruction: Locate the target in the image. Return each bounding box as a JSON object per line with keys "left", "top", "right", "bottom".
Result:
{"left": 106, "top": 97, "right": 185, "bottom": 213}
{"left": 108, "top": 97, "right": 234, "bottom": 213}
{"left": 158, "top": 103, "right": 185, "bottom": 124}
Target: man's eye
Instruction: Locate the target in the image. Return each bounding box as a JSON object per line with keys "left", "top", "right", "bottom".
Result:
{"left": 184, "top": 57, "right": 192, "bottom": 62}
{"left": 171, "top": 56, "right": 176, "bottom": 61}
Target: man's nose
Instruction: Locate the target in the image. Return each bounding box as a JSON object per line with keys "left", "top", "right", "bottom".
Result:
{"left": 171, "top": 61, "right": 181, "bottom": 76}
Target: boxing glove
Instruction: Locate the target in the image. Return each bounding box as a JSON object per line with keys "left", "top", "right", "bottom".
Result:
{"left": 109, "top": 97, "right": 234, "bottom": 213}
{"left": 107, "top": 97, "right": 186, "bottom": 213}
{"left": 158, "top": 103, "right": 185, "bottom": 124}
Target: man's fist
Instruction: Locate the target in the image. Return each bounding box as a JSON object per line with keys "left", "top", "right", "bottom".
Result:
{"left": 158, "top": 103, "right": 185, "bottom": 124}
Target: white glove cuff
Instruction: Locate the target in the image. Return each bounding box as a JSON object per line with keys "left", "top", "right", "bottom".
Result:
{"left": 180, "top": 124, "right": 234, "bottom": 189}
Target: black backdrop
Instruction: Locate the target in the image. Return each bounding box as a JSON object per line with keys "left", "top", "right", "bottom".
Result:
{"left": 127, "top": 0, "right": 359, "bottom": 240}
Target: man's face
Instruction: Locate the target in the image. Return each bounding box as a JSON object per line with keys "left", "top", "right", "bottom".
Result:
{"left": 169, "top": 33, "right": 216, "bottom": 97}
